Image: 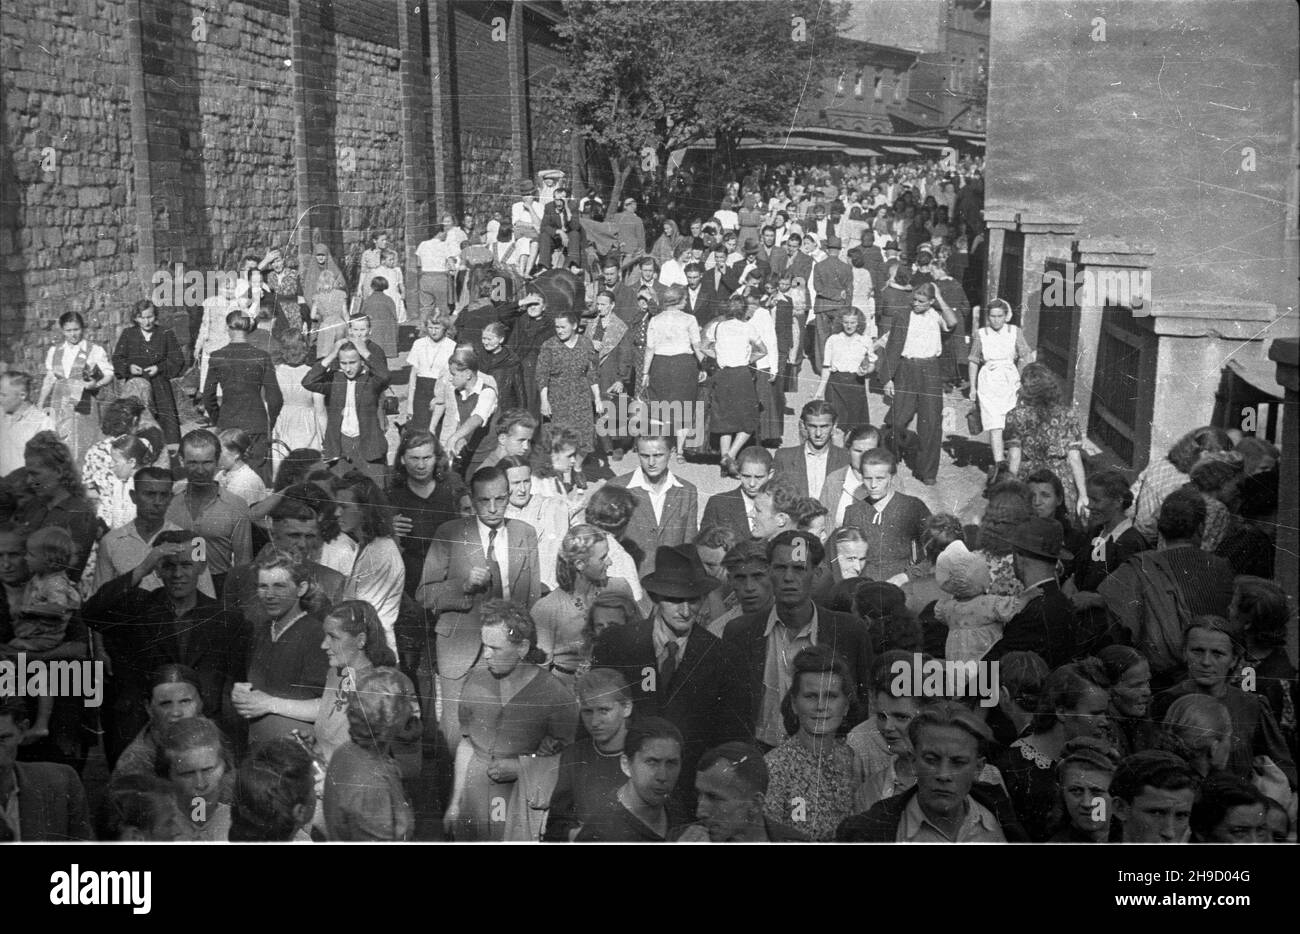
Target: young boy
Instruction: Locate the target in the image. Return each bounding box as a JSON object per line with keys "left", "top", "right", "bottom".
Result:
{"left": 544, "top": 668, "right": 633, "bottom": 841}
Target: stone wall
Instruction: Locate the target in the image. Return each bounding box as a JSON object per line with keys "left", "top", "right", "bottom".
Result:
{"left": 0, "top": 0, "right": 573, "bottom": 379}
{"left": 1, "top": 0, "right": 137, "bottom": 377}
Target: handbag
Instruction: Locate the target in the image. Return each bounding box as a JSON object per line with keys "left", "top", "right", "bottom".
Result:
{"left": 966, "top": 406, "right": 983, "bottom": 436}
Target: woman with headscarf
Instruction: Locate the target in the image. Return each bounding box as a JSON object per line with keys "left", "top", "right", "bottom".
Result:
{"left": 650, "top": 219, "right": 687, "bottom": 267}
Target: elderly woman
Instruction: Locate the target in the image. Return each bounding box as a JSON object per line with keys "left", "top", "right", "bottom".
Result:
{"left": 1151, "top": 614, "right": 1297, "bottom": 790}
{"left": 1096, "top": 645, "right": 1157, "bottom": 758}
{"left": 38, "top": 311, "right": 115, "bottom": 464}
{"left": 1003, "top": 363, "right": 1088, "bottom": 518}
{"left": 531, "top": 524, "right": 635, "bottom": 687}
{"left": 160, "top": 716, "right": 236, "bottom": 842}
{"left": 443, "top": 599, "right": 578, "bottom": 841}
{"left": 111, "top": 664, "right": 207, "bottom": 783}
{"left": 322, "top": 666, "right": 418, "bottom": 841}
{"left": 763, "top": 645, "right": 864, "bottom": 841}
{"left": 1131, "top": 425, "right": 1234, "bottom": 546}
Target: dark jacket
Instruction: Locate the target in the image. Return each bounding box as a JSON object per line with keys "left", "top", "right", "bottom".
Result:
{"left": 302, "top": 357, "right": 391, "bottom": 463}
{"left": 591, "top": 620, "right": 751, "bottom": 785}
{"left": 835, "top": 782, "right": 1028, "bottom": 842}
{"left": 201, "top": 342, "right": 283, "bottom": 435}
{"left": 700, "top": 487, "right": 751, "bottom": 544}
{"left": 722, "top": 605, "right": 874, "bottom": 730}
{"left": 984, "top": 579, "right": 1084, "bottom": 670}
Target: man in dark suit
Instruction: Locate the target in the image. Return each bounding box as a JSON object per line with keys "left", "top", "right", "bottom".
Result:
{"left": 758, "top": 226, "right": 791, "bottom": 278}
{"left": 0, "top": 699, "right": 92, "bottom": 841}
{"left": 702, "top": 244, "right": 731, "bottom": 310}
{"left": 784, "top": 233, "right": 814, "bottom": 287}
{"left": 592, "top": 545, "right": 751, "bottom": 807}
{"left": 723, "top": 531, "right": 873, "bottom": 751}
{"left": 859, "top": 236, "right": 891, "bottom": 304}
{"left": 771, "top": 400, "right": 850, "bottom": 501}
{"left": 607, "top": 435, "right": 698, "bottom": 577}
{"left": 877, "top": 282, "right": 959, "bottom": 486}
{"left": 984, "top": 517, "right": 1086, "bottom": 670}
{"left": 683, "top": 262, "right": 711, "bottom": 327}
{"left": 416, "top": 466, "right": 542, "bottom": 754}
{"left": 302, "top": 330, "right": 391, "bottom": 487}
{"left": 809, "top": 236, "right": 854, "bottom": 374}
{"left": 724, "top": 241, "right": 772, "bottom": 295}
{"left": 200, "top": 311, "right": 283, "bottom": 483}
{"left": 538, "top": 187, "right": 580, "bottom": 270}
{"left": 701, "top": 446, "right": 773, "bottom": 543}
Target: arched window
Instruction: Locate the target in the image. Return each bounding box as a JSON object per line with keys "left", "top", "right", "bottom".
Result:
{"left": 837, "top": 71, "right": 846, "bottom": 95}
{"left": 950, "top": 56, "right": 961, "bottom": 92}
{"left": 893, "top": 74, "right": 904, "bottom": 102}
{"left": 854, "top": 69, "right": 864, "bottom": 98}
{"left": 873, "top": 70, "right": 884, "bottom": 101}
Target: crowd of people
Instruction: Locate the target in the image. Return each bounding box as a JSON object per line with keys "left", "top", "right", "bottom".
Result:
{"left": 0, "top": 155, "right": 1293, "bottom": 844}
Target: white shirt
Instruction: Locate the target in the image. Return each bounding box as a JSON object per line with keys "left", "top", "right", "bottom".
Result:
{"left": 0, "top": 406, "right": 53, "bottom": 475}
{"left": 804, "top": 445, "right": 831, "bottom": 501}
{"left": 901, "top": 310, "right": 944, "bottom": 359}
{"left": 824, "top": 331, "right": 875, "bottom": 372}
{"left": 711, "top": 319, "right": 760, "bottom": 368}
{"left": 407, "top": 335, "right": 453, "bottom": 381}
{"left": 476, "top": 518, "right": 511, "bottom": 601}
{"left": 748, "top": 305, "right": 779, "bottom": 376}
{"left": 512, "top": 200, "right": 542, "bottom": 233}
{"left": 652, "top": 610, "right": 691, "bottom": 671}
{"left": 835, "top": 470, "right": 865, "bottom": 527}
{"left": 415, "top": 237, "right": 456, "bottom": 274}
{"left": 340, "top": 378, "right": 360, "bottom": 437}
{"left": 659, "top": 258, "right": 687, "bottom": 287}
{"left": 625, "top": 467, "right": 684, "bottom": 527}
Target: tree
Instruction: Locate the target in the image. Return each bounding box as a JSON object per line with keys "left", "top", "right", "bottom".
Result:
{"left": 543, "top": 0, "right": 847, "bottom": 212}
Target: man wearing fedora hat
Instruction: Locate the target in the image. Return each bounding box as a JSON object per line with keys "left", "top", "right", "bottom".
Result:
{"left": 984, "top": 516, "right": 1090, "bottom": 669}
{"left": 809, "top": 235, "right": 853, "bottom": 375}
{"left": 723, "top": 239, "right": 771, "bottom": 295}
{"left": 722, "top": 531, "right": 873, "bottom": 752}
{"left": 591, "top": 544, "right": 751, "bottom": 806}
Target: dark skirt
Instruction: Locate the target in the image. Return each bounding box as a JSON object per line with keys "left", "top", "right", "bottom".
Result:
{"left": 758, "top": 371, "right": 783, "bottom": 443}
{"left": 411, "top": 376, "right": 438, "bottom": 432}
{"left": 827, "top": 370, "right": 870, "bottom": 432}
{"left": 647, "top": 353, "right": 698, "bottom": 408}
{"left": 710, "top": 366, "right": 759, "bottom": 435}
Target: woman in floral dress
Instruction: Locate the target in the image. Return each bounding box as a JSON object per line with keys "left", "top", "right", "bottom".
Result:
{"left": 1004, "top": 362, "right": 1088, "bottom": 519}
{"left": 535, "top": 309, "right": 601, "bottom": 457}
{"left": 763, "top": 646, "right": 864, "bottom": 841}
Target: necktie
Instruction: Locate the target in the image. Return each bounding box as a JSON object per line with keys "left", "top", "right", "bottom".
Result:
{"left": 487, "top": 528, "right": 504, "bottom": 598}
{"left": 661, "top": 641, "right": 679, "bottom": 691}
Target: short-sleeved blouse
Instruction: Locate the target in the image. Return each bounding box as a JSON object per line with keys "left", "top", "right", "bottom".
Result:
{"left": 645, "top": 310, "right": 700, "bottom": 357}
